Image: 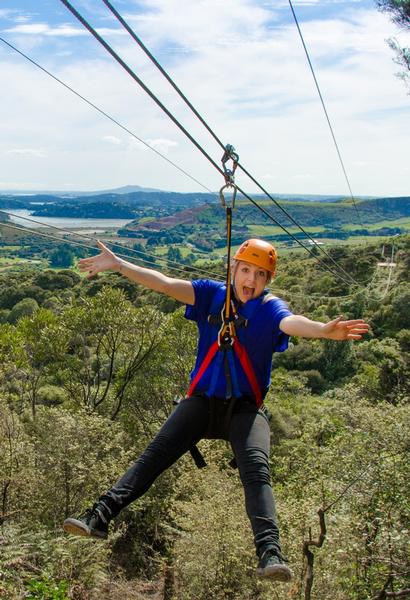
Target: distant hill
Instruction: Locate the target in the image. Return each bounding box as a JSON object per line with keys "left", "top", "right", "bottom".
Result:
{"left": 6, "top": 192, "right": 407, "bottom": 227}
{"left": 124, "top": 196, "right": 410, "bottom": 231}
{"left": 0, "top": 188, "right": 377, "bottom": 209}
{"left": 0, "top": 184, "right": 164, "bottom": 197}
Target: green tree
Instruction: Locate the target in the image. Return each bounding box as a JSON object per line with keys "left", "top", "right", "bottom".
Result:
{"left": 60, "top": 287, "right": 165, "bottom": 417}
{"left": 23, "top": 407, "right": 133, "bottom": 525}
{"left": 8, "top": 298, "right": 39, "bottom": 324}
{"left": 167, "top": 246, "right": 183, "bottom": 264}
{"left": 49, "top": 246, "right": 75, "bottom": 268}
{"left": 0, "top": 310, "right": 68, "bottom": 416}
{"left": 375, "top": 0, "right": 410, "bottom": 92}
{"left": 0, "top": 400, "right": 35, "bottom": 525}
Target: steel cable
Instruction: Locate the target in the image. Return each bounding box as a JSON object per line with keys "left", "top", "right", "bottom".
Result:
{"left": 57, "top": 0, "right": 358, "bottom": 287}
{"left": 100, "top": 0, "right": 360, "bottom": 285}
{"left": 287, "top": 0, "right": 364, "bottom": 228}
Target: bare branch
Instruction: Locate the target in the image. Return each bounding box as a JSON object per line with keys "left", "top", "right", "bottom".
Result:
{"left": 303, "top": 508, "right": 327, "bottom": 600}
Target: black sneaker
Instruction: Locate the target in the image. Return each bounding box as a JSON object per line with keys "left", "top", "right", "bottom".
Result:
{"left": 256, "top": 548, "right": 293, "bottom": 581}
{"left": 63, "top": 504, "right": 109, "bottom": 539}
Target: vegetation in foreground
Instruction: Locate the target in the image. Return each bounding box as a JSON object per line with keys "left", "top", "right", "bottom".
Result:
{"left": 0, "top": 235, "right": 409, "bottom": 599}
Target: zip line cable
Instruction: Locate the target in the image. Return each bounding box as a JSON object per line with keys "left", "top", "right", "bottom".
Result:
{"left": 0, "top": 36, "right": 215, "bottom": 195}
{"left": 100, "top": 0, "right": 224, "bottom": 150}
{"left": 287, "top": 0, "right": 364, "bottom": 228}
{"left": 0, "top": 32, "right": 362, "bottom": 286}
{"left": 57, "top": 0, "right": 358, "bottom": 287}
{"left": 0, "top": 211, "right": 222, "bottom": 280}
{"left": 0, "top": 219, "right": 219, "bottom": 280}
{"left": 58, "top": 0, "right": 226, "bottom": 181}
{"left": 0, "top": 2, "right": 361, "bottom": 288}
{"left": 98, "top": 0, "right": 359, "bottom": 286}
{"left": 0, "top": 36, "right": 341, "bottom": 279}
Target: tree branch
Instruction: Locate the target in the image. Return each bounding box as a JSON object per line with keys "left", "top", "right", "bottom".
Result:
{"left": 303, "top": 508, "right": 327, "bottom": 600}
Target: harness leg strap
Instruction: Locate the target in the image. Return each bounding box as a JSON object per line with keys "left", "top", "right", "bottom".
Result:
{"left": 189, "top": 445, "right": 207, "bottom": 469}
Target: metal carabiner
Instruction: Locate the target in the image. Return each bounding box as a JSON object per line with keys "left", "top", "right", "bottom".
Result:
{"left": 219, "top": 183, "right": 237, "bottom": 209}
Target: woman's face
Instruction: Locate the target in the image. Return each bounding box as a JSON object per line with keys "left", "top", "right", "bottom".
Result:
{"left": 233, "top": 260, "right": 269, "bottom": 303}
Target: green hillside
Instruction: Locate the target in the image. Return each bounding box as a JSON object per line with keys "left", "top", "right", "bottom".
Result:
{"left": 119, "top": 196, "right": 410, "bottom": 250}
{"left": 0, "top": 235, "right": 408, "bottom": 599}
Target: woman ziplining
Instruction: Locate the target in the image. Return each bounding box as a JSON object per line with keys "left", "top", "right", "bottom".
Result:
{"left": 63, "top": 237, "right": 369, "bottom": 582}
{"left": 55, "top": 1, "right": 369, "bottom": 581}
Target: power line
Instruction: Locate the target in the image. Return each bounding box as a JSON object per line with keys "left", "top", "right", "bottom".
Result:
{"left": 287, "top": 0, "right": 364, "bottom": 228}
{"left": 0, "top": 220, "right": 217, "bottom": 280}
{"left": 0, "top": 212, "right": 222, "bottom": 280}
{"left": 1, "top": 209, "right": 221, "bottom": 278}
{"left": 97, "top": 0, "right": 359, "bottom": 286}
{"left": 0, "top": 220, "right": 187, "bottom": 277}
{"left": 0, "top": 216, "right": 381, "bottom": 300}
{"left": 0, "top": 35, "right": 215, "bottom": 195}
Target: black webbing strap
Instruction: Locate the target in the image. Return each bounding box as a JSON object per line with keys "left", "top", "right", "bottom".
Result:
{"left": 189, "top": 445, "right": 207, "bottom": 469}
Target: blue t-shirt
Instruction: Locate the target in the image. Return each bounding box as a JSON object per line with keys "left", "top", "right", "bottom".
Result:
{"left": 185, "top": 279, "right": 293, "bottom": 399}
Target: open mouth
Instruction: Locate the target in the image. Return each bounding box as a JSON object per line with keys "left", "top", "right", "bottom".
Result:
{"left": 242, "top": 286, "right": 254, "bottom": 299}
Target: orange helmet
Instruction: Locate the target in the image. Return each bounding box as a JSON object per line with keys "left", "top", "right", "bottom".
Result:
{"left": 233, "top": 239, "right": 277, "bottom": 273}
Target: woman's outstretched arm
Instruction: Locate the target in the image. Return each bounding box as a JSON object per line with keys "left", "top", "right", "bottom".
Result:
{"left": 78, "top": 241, "right": 195, "bottom": 305}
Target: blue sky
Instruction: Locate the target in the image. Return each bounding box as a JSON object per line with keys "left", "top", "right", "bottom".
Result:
{"left": 0, "top": 0, "right": 409, "bottom": 196}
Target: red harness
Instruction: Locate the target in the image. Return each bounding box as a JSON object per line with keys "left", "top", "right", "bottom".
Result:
{"left": 186, "top": 336, "right": 263, "bottom": 408}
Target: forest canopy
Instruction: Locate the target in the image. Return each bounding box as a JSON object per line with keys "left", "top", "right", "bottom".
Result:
{"left": 0, "top": 235, "right": 409, "bottom": 600}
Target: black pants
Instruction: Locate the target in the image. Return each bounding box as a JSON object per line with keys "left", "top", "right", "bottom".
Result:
{"left": 98, "top": 395, "right": 281, "bottom": 556}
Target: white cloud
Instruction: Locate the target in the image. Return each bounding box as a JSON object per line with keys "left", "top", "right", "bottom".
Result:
{"left": 288, "top": 0, "right": 362, "bottom": 5}
{"left": 6, "top": 148, "right": 47, "bottom": 158}
{"left": 292, "top": 173, "right": 313, "bottom": 179}
{"left": 0, "top": 181, "right": 47, "bottom": 190}
{"left": 0, "top": 9, "right": 14, "bottom": 19}
{"left": 147, "top": 138, "right": 178, "bottom": 154}
{"left": 4, "top": 23, "right": 85, "bottom": 36}
{"left": 3, "top": 23, "right": 127, "bottom": 37}
{"left": 0, "top": 0, "right": 409, "bottom": 195}
{"left": 102, "top": 135, "right": 122, "bottom": 145}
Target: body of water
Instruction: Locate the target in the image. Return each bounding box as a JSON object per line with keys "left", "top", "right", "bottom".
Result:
{"left": 7, "top": 210, "right": 134, "bottom": 230}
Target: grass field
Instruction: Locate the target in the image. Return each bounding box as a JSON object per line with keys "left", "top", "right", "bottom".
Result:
{"left": 154, "top": 245, "right": 193, "bottom": 258}
{"left": 248, "top": 224, "right": 326, "bottom": 236}
{"left": 0, "top": 256, "right": 43, "bottom": 270}
{"left": 342, "top": 217, "right": 410, "bottom": 231}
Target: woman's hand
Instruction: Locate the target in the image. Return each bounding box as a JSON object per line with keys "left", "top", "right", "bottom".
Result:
{"left": 280, "top": 314, "right": 370, "bottom": 340}
{"left": 321, "top": 316, "right": 370, "bottom": 341}
{"left": 78, "top": 241, "right": 120, "bottom": 279}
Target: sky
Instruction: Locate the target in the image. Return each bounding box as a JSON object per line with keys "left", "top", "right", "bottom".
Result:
{"left": 0, "top": 0, "right": 409, "bottom": 197}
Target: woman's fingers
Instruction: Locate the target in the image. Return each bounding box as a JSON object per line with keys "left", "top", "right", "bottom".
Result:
{"left": 97, "top": 240, "right": 108, "bottom": 251}
{"left": 78, "top": 262, "right": 92, "bottom": 270}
